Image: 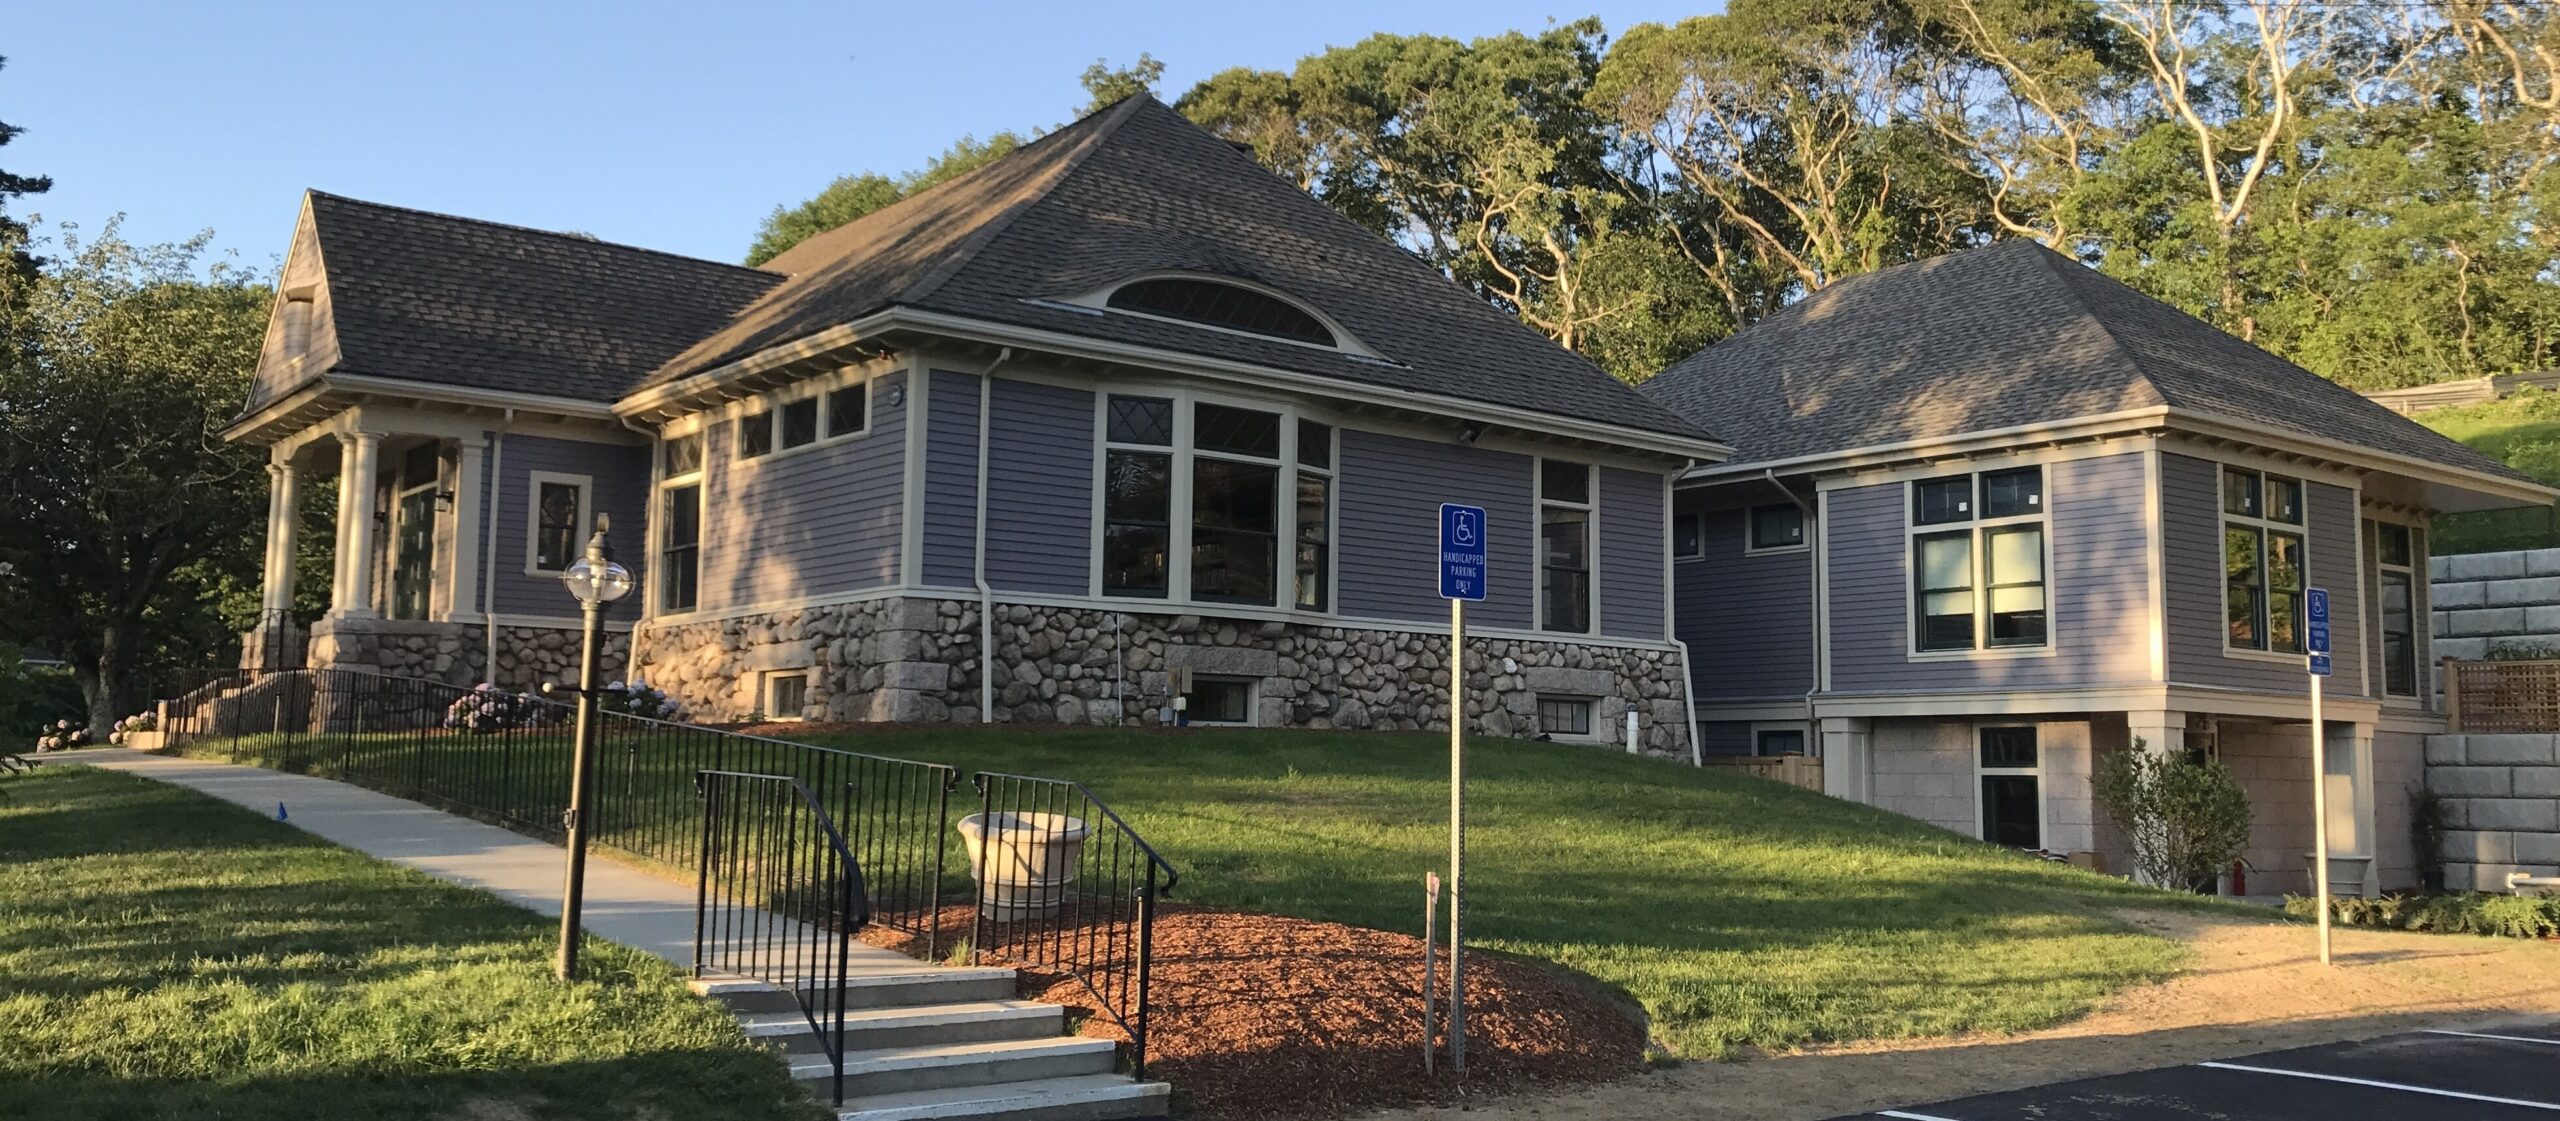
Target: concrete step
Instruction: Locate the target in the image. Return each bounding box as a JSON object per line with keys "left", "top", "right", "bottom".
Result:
{"left": 692, "top": 967, "right": 1018, "bottom": 1013}
{"left": 791, "top": 1035, "right": 1121, "bottom": 1098}
{"left": 739, "top": 1000, "right": 1066, "bottom": 1052}
{"left": 834, "top": 1074, "right": 1171, "bottom": 1121}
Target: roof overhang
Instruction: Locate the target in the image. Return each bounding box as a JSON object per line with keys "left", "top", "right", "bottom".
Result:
{"left": 1678, "top": 405, "right": 2557, "bottom": 514}
{"left": 617, "top": 306, "right": 1736, "bottom": 464}
{"left": 222, "top": 371, "right": 622, "bottom": 445}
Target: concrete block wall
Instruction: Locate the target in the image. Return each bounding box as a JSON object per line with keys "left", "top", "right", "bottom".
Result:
{"left": 1866, "top": 718, "right": 2095, "bottom": 853}
{"left": 2215, "top": 721, "right": 2319, "bottom": 896}
{"left": 2431, "top": 548, "right": 2560, "bottom": 661}
{"left": 2425, "top": 733, "right": 2560, "bottom": 891}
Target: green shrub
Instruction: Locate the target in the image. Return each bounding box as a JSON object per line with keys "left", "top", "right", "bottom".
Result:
{"left": 2286, "top": 891, "right": 2560, "bottom": 938}
{"left": 2094, "top": 740, "right": 2252, "bottom": 890}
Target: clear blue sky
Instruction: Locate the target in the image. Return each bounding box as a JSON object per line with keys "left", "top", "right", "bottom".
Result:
{"left": 8, "top": 1, "right": 1706, "bottom": 271}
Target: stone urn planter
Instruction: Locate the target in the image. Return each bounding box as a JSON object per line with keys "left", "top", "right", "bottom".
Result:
{"left": 958, "top": 811, "right": 1092, "bottom": 921}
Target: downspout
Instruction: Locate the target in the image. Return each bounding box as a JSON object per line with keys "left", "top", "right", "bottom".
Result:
{"left": 1768, "top": 467, "right": 1824, "bottom": 745}
{"left": 480, "top": 411, "right": 513, "bottom": 682}
{"left": 1672, "top": 459, "right": 1704, "bottom": 765}
{"left": 972, "top": 347, "right": 1015, "bottom": 722}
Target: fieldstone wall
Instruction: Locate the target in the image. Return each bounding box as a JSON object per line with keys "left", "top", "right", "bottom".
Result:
{"left": 2430, "top": 547, "right": 2560, "bottom": 661}
{"left": 2425, "top": 733, "right": 2560, "bottom": 891}
{"left": 305, "top": 615, "right": 626, "bottom": 691}
{"left": 630, "top": 595, "right": 1696, "bottom": 755}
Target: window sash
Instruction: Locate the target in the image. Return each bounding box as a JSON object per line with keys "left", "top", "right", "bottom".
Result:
{"left": 659, "top": 483, "right": 701, "bottom": 612}
{"left": 779, "top": 397, "right": 819, "bottom": 449}
{"left": 1915, "top": 530, "right": 1976, "bottom": 651}
{"left": 1537, "top": 696, "right": 1594, "bottom": 737}
{"left": 1103, "top": 449, "right": 1172, "bottom": 598}
{"left": 1190, "top": 457, "right": 1280, "bottom": 605}
{"left": 1984, "top": 525, "right": 2047, "bottom": 648}
{"left": 1540, "top": 503, "right": 1592, "bottom": 633}
{"left": 1673, "top": 513, "right": 1703, "bottom": 559}
{"left": 534, "top": 482, "right": 582, "bottom": 572}
{"left": 1749, "top": 504, "right": 1805, "bottom": 550}
{"left": 1295, "top": 473, "right": 1330, "bottom": 611}
{"left": 2381, "top": 569, "right": 2417, "bottom": 696}
{"left": 826, "top": 385, "right": 866, "bottom": 438}
{"left": 737, "top": 407, "right": 773, "bottom": 459}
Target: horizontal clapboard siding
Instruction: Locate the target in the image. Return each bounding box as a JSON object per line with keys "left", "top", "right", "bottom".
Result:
{"left": 694, "top": 370, "right": 905, "bottom": 611}
{"left": 921, "top": 370, "right": 980, "bottom": 587}
{"left": 985, "top": 379, "right": 1095, "bottom": 595}
{"left": 2162, "top": 452, "right": 2367, "bottom": 697}
{"left": 1336, "top": 430, "right": 1534, "bottom": 629}
{"left": 1597, "top": 467, "right": 1669, "bottom": 639}
{"left": 1678, "top": 502, "right": 1814, "bottom": 701}
{"left": 484, "top": 434, "right": 650, "bottom": 617}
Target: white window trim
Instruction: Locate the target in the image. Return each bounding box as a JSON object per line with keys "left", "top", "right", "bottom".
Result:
{"left": 1744, "top": 503, "right": 1809, "bottom": 556}
{"left": 761, "top": 670, "right": 810, "bottom": 722}
{"left": 2370, "top": 517, "right": 2421, "bottom": 699}
{"left": 1536, "top": 456, "right": 1600, "bottom": 636}
{"left": 1535, "top": 693, "right": 1604, "bottom": 742}
{"left": 2218, "top": 465, "right": 2311, "bottom": 660}
{"left": 1086, "top": 384, "right": 1334, "bottom": 615}
{"left": 729, "top": 369, "right": 877, "bottom": 468}
{"left": 1181, "top": 674, "right": 1260, "bottom": 726}
{"left": 1672, "top": 510, "right": 1706, "bottom": 562}
{"left": 1973, "top": 723, "right": 2047, "bottom": 850}
{"left": 523, "top": 471, "right": 592, "bottom": 576}
{"left": 649, "top": 431, "right": 707, "bottom": 618}
{"left": 1905, "top": 467, "right": 2056, "bottom": 660}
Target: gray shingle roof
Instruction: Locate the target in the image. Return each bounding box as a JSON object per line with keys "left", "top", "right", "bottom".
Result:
{"left": 1638, "top": 239, "right": 2528, "bottom": 481}
{"left": 645, "top": 96, "right": 1713, "bottom": 443}
{"left": 301, "top": 192, "right": 784, "bottom": 403}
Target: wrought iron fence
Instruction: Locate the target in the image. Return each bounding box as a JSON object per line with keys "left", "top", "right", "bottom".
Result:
{"left": 968, "top": 771, "right": 1180, "bottom": 1078}
{"left": 694, "top": 769, "right": 867, "bottom": 1106}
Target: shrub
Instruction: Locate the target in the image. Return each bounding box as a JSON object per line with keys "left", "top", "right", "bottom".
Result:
{"left": 600, "top": 680, "right": 681, "bottom": 722}
{"left": 2410, "top": 788, "right": 2448, "bottom": 893}
{"left": 2287, "top": 891, "right": 2560, "bottom": 939}
{"left": 2094, "top": 740, "right": 2253, "bottom": 891}
{"left": 108, "top": 710, "right": 158, "bottom": 745}
{"left": 2487, "top": 640, "right": 2560, "bottom": 662}
{"left": 443, "top": 684, "right": 551, "bottom": 735}
{"left": 33, "top": 719, "right": 92, "bottom": 753}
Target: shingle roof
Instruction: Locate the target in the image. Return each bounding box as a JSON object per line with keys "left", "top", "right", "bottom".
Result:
{"left": 1638, "top": 239, "right": 2528, "bottom": 481}
{"left": 643, "top": 96, "right": 1714, "bottom": 444}
{"left": 300, "top": 192, "right": 784, "bottom": 403}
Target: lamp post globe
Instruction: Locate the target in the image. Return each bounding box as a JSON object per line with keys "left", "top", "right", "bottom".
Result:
{"left": 560, "top": 555, "right": 633, "bottom": 606}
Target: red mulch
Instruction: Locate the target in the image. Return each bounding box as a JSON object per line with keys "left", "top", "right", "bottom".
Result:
{"left": 863, "top": 905, "right": 1646, "bottom": 1120}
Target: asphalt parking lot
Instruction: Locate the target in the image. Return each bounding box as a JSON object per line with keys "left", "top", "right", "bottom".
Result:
{"left": 1832, "top": 1022, "right": 2560, "bottom": 1120}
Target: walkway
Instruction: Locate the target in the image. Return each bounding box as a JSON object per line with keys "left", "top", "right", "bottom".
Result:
{"left": 47, "top": 748, "right": 920, "bottom": 973}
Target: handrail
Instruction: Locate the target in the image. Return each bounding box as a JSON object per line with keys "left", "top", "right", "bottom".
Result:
{"left": 967, "top": 770, "right": 1180, "bottom": 1078}
{"left": 692, "top": 768, "right": 869, "bottom": 1105}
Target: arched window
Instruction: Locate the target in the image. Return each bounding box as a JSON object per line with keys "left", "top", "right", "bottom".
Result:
{"left": 1104, "top": 278, "right": 1336, "bottom": 348}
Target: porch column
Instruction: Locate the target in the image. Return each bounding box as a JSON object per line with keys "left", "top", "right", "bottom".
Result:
{"left": 334, "top": 431, "right": 382, "bottom": 617}
{"left": 1820, "top": 716, "right": 1873, "bottom": 804}
{"left": 2125, "top": 710, "right": 2185, "bottom": 757}
{"left": 447, "top": 436, "right": 487, "bottom": 622}
{"left": 261, "top": 460, "right": 300, "bottom": 613}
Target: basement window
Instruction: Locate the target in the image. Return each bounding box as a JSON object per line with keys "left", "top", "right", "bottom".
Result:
{"left": 1182, "top": 676, "right": 1256, "bottom": 726}
{"left": 763, "top": 672, "right": 808, "bottom": 722}
{"left": 1537, "top": 695, "right": 1597, "bottom": 739}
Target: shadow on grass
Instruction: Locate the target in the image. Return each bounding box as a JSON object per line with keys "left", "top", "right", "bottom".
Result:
{"left": 0, "top": 1053, "right": 824, "bottom": 1121}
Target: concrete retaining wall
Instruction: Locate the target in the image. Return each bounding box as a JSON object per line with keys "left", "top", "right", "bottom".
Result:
{"left": 2430, "top": 548, "right": 2560, "bottom": 661}
{"left": 2423, "top": 733, "right": 2560, "bottom": 891}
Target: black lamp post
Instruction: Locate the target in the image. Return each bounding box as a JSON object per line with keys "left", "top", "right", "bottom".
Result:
{"left": 550, "top": 514, "right": 632, "bottom": 981}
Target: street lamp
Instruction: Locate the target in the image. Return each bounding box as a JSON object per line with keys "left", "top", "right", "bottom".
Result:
{"left": 551, "top": 514, "right": 632, "bottom": 981}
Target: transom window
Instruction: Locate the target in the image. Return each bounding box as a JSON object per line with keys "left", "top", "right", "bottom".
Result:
{"left": 1105, "top": 277, "right": 1336, "bottom": 348}
{"left": 2224, "top": 466, "right": 2306, "bottom": 654}
{"left": 1540, "top": 460, "right": 1594, "bottom": 634}
{"left": 2372, "top": 520, "right": 2418, "bottom": 696}
{"left": 1097, "top": 392, "right": 1332, "bottom": 610}
{"left": 735, "top": 376, "right": 871, "bottom": 461}
{"left": 1749, "top": 504, "right": 1806, "bottom": 551}
{"left": 657, "top": 431, "right": 704, "bottom": 614}
{"left": 1911, "top": 466, "right": 2047, "bottom": 652}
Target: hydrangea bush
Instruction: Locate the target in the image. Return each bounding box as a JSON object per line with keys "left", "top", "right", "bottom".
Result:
{"left": 108, "top": 710, "right": 158, "bottom": 745}
{"left": 34, "top": 719, "right": 92, "bottom": 753}
{"left": 599, "top": 681, "right": 680, "bottom": 722}
{"left": 443, "top": 684, "right": 551, "bottom": 735}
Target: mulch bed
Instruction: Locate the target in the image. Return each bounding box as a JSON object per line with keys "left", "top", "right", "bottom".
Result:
{"left": 864, "top": 904, "right": 1647, "bottom": 1120}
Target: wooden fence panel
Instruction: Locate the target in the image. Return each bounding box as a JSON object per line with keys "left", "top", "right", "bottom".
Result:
{"left": 2443, "top": 656, "right": 2560, "bottom": 732}
{"left": 1699, "top": 754, "right": 1825, "bottom": 792}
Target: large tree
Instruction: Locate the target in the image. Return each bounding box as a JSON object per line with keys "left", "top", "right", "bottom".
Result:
{"left": 0, "top": 222, "right": 272, "bottom": 732}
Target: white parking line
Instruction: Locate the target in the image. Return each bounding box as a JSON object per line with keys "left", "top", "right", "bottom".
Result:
{"left": 2425, "top": 1029, "right": 2560, "bottom": 1048}
{"left": 1879, "top": 1111, "right": 1970, "bottom": 1121}
{"left": 2197, "top": 1061, "right": 2560, "bottom": 1111}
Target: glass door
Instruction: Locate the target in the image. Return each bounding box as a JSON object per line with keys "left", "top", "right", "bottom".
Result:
{"left": 390, "top": 486, "right": 435, "bottom": 620}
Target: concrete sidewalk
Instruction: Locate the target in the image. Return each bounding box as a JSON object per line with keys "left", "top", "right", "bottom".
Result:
{"left": 45, "top": 748, "right": 919, "bottom": 974}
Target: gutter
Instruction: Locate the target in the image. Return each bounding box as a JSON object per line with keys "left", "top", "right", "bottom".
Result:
{"left": 972, "top": 348, "right": 1016, "bottom": 722}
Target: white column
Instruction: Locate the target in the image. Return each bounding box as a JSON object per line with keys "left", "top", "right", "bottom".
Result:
{"left": 334, "top": 431, "right": 382, "bottom": 617}
{"left": 261, "top": 460, "right": 300, "bottom": 613}
{"left": 447, "top": 437, "right": 487, "bottom": 623}
{"left": 2125, "top": 710, "right": 2186, "bottom": 758}
{"left": 1820, "top": 716, "right": 1873, "bottom": 803}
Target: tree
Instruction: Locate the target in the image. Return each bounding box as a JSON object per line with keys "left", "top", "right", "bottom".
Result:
{"left": 0, "top": 55, "right": 53, "bottom": 278}
{"left": 743, "top": 133, "right": 1026, "bottom": 266}
{"left": 0, "top": 221, "right": 272, "bottom": 732}
{"left": 1079, "top": 53, "right": 1165, "bottom": 113}
{"left": 2093, "top": 741, "right": 2253, "bottom": 891}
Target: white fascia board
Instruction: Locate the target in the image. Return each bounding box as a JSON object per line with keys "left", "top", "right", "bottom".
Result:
{"left": 1677, "top": 407, "right": 2174, "bottom": 487}
{"left": 327, "top": 373, "right": 619, "bottom": 422}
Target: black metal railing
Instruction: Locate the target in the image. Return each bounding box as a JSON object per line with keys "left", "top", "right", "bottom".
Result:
{"left": 693, "top": 769, "right": 867, "bottom": 1105}
{"left": 968, "top": 771, "right": 1180, "bottom": 1078}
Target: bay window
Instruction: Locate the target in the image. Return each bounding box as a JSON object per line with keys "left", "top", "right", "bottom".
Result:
{"left": 2224, "top": 466, "right": 2306, "bottom": 653}
{"left": 1910, "top": 466, "right": 2047, "bottom": 652}
{"left": 1098, "top": 393, "right": 1331, "bottom": 610}
{"left": 1540, "top": 459, "right": 1593, "bottom": 633}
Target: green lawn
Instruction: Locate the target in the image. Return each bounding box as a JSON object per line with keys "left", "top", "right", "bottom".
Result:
{"left": 0, "top": 765, "right": 823, "bottom": 1121}
{"left": 2417, "top": 391, "right": 2560, "bottom": 554}
{"left": 165, "top": 722, "right": 2231, "bottom": 1058}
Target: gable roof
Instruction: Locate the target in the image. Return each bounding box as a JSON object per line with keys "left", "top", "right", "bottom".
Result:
{"left": 1638, "top": 239, "right": 2530, "bottom": 484}
{"left": 286, "top": 192, "right": 784, "bottom": 405}
{"left": 641, "top": 96, "right": 1714, "bottom": 445}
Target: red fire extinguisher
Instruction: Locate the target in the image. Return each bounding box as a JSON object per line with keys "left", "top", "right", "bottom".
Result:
{"left": 2230, "top": 859, "right": 2247, "bottom": 896}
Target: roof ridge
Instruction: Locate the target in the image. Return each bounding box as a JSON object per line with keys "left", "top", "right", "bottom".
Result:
{"left": 893, "top": 95, "right": 1153, "bottom": 306}
{"left": 305, "top": 190, "right": 784, "bottom": 280}
{"left": 2018, "top": 240, "right": 2171, "bottom": 411}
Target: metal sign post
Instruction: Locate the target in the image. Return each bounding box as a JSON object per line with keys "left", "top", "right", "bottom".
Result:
{"left": 2305, "top": 586, "right": 2334, "bottom": 967}
{"left": 1437, "top": 503, "right": 1487, "bottom": 1077}
{"left": 1423, "top": 871, "right": 1440, "bottom": 1074}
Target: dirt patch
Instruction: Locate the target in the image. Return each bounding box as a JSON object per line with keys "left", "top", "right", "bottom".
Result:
{"left": 863, "top": 905, "right": 1645, "bottom": 1120}
{"left": 1353, "top": 908, "right": 2560, "bottom": 1121}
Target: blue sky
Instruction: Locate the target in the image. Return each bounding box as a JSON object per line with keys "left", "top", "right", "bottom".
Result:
{"left": 8, "top": 1, "right": 1704, "bottom": 271}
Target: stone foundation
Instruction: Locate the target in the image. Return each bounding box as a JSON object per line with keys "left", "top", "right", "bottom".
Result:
{"left": 305, "top": 615, "right": 628, "bottom": 691}
{"left": 632, "top": 595, "right": 1695, "bottom": 755}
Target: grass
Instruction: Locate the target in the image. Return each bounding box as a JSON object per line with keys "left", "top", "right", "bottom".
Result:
{"left": 165, "top": 722, "right": 2244, "bottom": 1058}
{"left": 2417, "top": 391, "right": 2560, "bottom": 554}
{"left": 0, "top": 765, "right": 824, "bottom": 1121}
